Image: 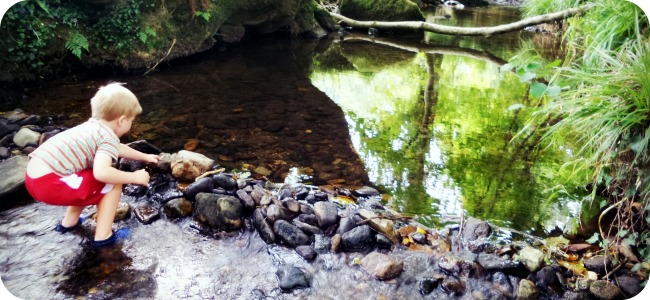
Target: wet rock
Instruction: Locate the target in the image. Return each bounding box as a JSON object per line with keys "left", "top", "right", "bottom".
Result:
{"left": 357, "top": 209, "right": 397, "bottom": 243}
{"left": 441, "top": 276, "right": 465, "bottom": 295}
{"left": 314, "top": 201, "right": 338, "bottom": 229}
{"left": 126, "top": 140, "right": 161, "bottom": 154}
{"left": 153, "top": 152, "right": 173, "bottom": 173}
{"left": 0, "top": 134, "right": 14, "bottom": 147}
{"left": 295, "top": 245, "right": 317, "bottom": 262}
{"left": 297, "top": 214, "right": 318, "bottom": 226}
{"left": 583, "top": 255, "right": 613, "bottom": 275}
{"left": 412, "top": 232, "right": 426, "bottom": 244}
{"left": 0, "top": 147, "right": 9, "bottom": 159}
{"left": 273, "top": 220, "right": 310, "bottom": 247}
{"left": 299, "top": 203, "right": 313, "bottom": 215}
{"left": 314, "top": 234, "right": 332, "bottom": 253}
{"left": 250, "top": 185, "right": 267, "bottom": 205}
{"left": 419, "top": 277, "right": 440, "bottom": 294}
{"left": 163, "top": 198, "right": 193, "bottom": 218}
{"left": 562, "top": 290, "right": 591, "bottom": 300}
{"left": 284, "top": 199, "right": 301, "bottom": 214}
{"left": 253, "top": 208, "right": 276, "bottom": 244}
{"left": 183, "top": 177, "right": 213, "bottom": 201}
{"left": 616, "top": 275, "right": 642, "bottom": 297}
{"left": 535, "top": 266, "right": 561, "bottom": 292}
{"left": 123, "top": 183, "right": 147, "bottom": 197}
{"left": 279, "top": 188, "right": 293, "bottom": 200}
{"left": 376, "top": 234, "right": 393, "bottom": 249}
{"left": 353, "top": 186, "right": 379, "bottom": 197}
{"left": 359, "top": 251, "right": 404, "bottom": 280}
{"left": 266, "top": 204, "right": 294, "bottom": 223}
{"left": 491, "top": 272, "right": 513, "bottom": 298}
{"left": 212, "top": 173, "right": 237, "bottom": 191}
{"left": 477, "top": 253, "right": 522, "bottom": 271}
{"left": 430, "top": 239, "right": 452, "bottom": 254}
{"left": 292, "top": 219, "right": 321, "bottom": 235}
{"left": 236, "top": 189, "right": 255, "bottom": 211}
{"left": 331, "top": 234, "right": 341, "bottom": 252}
{"left": 314, "top": 192, "right": 328, "bottom": 201}
{"left": 515, "top": 246, "right": 545, "bottom": 272}
{"left": 276, "top": 265, "right": 310, "bottom": 291}
{"left": 170, "top": 150, "right": 215, "bottom": 182}
{"left": 462, "top": 218, "right": 491, "bottom": 242}
{"left": 517, "top": 279, "right": 539, "bottom": 300}
{"left": 0, "top": 123, "right": 20, "bottom": 138}
{"left": 134, "top": 202, "right": 160, "bottom": 224}
{"left": 0, "top": 155, "right": 28, "bottom": 197}
{"left": 588, "top": 280, "right": 622, "bottom": 300}
{"left": 13, "top": 127, "right": 40, "bottom": 147}
{"left": 341, "top": 224, "right": 375, "bottom": 252}
{"left": 437, "top": 252, "right": 483, "bottom": 278}
{"left": 194, "top": 193, "right": 243, "bottom": 230}
{"left": 336, "top": 216, "right": 357, "bottom": 235}
{"left": 114, "top": 202, "right": 131, "bottom": 221}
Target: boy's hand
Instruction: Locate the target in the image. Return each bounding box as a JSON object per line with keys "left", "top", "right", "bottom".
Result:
{"left": 132, "top": 169, "right": 150, "bottom": 185}
{"left": 144, "top": 154, "right": 160, "bottom": 164}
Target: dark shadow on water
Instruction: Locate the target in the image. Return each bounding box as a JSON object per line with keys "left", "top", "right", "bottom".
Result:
{"left": 57, "top": 243, "right": 157, "bottom": 299}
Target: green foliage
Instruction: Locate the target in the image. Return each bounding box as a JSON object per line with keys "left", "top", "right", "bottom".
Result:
{"left": 519, "top": 0, "right": 650, "bottom": 272}
{"left": 65, "top": 31, "right": 89, "bottom": 58}
{"left": 522, "top": 0, "right": 583, "bottom": 18}
{"left": 196, "top": 10, "right": 211, "bottom": 22}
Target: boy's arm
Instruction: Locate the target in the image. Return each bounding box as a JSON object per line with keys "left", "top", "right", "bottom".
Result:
{"left": 93, "top": 152, "right": 150, "bottom": 185}
{"left": 118, "top": 143, "right": 159, "bottom": 163}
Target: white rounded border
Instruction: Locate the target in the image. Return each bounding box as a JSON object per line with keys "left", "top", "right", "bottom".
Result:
{"left": 0, "top": 0, "right": 649, "bottom": 299}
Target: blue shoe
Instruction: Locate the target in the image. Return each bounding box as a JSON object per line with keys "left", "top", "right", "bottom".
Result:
{"left": 91, "top": 228, "right": 130, "bottom": 248}
{"left": 54, "top": 216, "right": 86, "bottom": 233}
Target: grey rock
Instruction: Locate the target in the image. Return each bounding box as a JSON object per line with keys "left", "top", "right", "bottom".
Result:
{"left": 276, "top": 266, "right": 310, "bottom": 291}
{"left": 314, "top": 201, "right": 338, "bottom": 229}
{"left": 0, "top": 155, "right": 28, "bottom": 196}
{"left": 273, "top": 220, "right": 310, "bottom": 247}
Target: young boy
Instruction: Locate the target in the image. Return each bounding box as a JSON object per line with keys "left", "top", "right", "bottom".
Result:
{"left": 24, "top": 82, "right": 159, "bottom": 248}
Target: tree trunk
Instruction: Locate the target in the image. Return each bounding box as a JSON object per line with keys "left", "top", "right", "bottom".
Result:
{"left": 330, "top": 5, "right": 592, "bottom": 37}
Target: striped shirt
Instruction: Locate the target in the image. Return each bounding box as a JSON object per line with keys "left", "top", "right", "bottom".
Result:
{"left": 30, "top": 118, "right": 120, "bottom": 176}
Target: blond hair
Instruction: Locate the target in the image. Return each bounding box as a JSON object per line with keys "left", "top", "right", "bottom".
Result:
{"left": 90, "top": 82, "right": 142, "bottom": 121}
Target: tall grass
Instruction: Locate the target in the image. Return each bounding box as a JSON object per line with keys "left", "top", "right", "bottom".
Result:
{"left": 521, "top": 0, "right": 650, "bottom": 251}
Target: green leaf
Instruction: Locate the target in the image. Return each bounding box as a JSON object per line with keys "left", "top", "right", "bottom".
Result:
{"left": 623, "top": 236, "right": 636, "bottom": 245}
{"left": 600, "top": 199, "right": 607, "bottom": 208}
{"left": 546, "top": 85, "right": 561, "bottom": 96}
{"left": 618, "top": 229, "right": 628, "bottom": 237}
{"left": 530, "top": 82, "right": 547, "bottom": 98}
{"left": 519, "top": 72, "right": 537, "bottom": 82}
{"left": 526, "top": 62, "right": 542, "bottom": 71}
{"left": 547, "top": 59, "right": 562, "bottom": 68}
{"left": 631, "top": 263, "right": 642, "bottom": 272}
{"left": 586, "top": 232, "right": 600, "bottom": 244}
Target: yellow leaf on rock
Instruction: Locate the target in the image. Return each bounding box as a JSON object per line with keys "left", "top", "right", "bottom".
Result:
{"left": 558, "top": 260, "right": 587, "bottom": 276}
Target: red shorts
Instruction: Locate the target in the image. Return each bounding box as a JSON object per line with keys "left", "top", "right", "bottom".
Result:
{"left": 24, "top": 169, "right": 115, "bottom": 206}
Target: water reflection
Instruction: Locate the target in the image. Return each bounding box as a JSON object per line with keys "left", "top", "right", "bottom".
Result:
{"left": 310, "top": 8, "right": 578, "bottom": 236}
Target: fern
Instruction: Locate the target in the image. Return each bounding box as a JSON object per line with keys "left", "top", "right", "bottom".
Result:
{"left": 65, "top": 31, "right": 89, "bottom": 58}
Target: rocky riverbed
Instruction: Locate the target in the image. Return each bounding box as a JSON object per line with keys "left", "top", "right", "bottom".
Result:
{"left": 0, "top": 109, "right": 647, "bottom": 299}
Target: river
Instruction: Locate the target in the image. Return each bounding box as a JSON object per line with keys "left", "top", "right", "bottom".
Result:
{"left": 1, "top": 5, "right": 584, "bottom": 299}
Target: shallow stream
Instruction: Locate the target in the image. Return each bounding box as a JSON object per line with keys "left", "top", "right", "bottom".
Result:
{"left": 1, "top": 6, "right": 584, "bottom": 299}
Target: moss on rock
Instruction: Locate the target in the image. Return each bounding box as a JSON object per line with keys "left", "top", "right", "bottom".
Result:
{"left": 339, "top": 0, "right": 425, "bottom": 22}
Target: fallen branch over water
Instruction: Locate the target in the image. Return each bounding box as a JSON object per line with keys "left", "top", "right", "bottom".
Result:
{"left": 330, "top": 5, "right": 592, "bottom": 37}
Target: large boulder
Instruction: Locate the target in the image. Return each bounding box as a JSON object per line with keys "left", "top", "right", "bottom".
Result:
{"left": 339, "top": 0, "right": 425, "bottom": 22}
{"left": 170, "top": 150, "right": 215, "bottom": 182}
{"left": 194, "top": 193, "right": 243, "bottom": 230}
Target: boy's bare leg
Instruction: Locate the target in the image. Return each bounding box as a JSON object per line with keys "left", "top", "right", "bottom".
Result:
{"left": 61, "top": 206, "right": 85, "bottom": 227}
{"left": 94, "top": 184, "right": 123, "bottom": 241}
